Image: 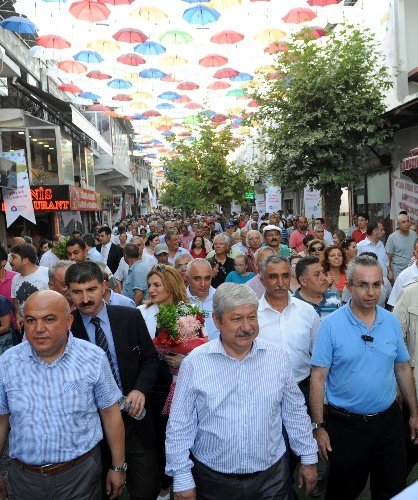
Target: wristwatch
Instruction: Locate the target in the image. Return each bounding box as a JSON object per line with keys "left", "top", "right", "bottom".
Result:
{"left": 311, "top": 422, "right": 325, "bottom": 431}
{"left": 110, "top": 462, "right": 128, "bottom": 473}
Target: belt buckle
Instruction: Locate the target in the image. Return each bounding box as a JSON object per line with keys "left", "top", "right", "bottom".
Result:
{"left": 363, "top": 413, "right": 378, "bottom": 422}
{"left": 40, "top": 463, "right": 54, "bottom": 476}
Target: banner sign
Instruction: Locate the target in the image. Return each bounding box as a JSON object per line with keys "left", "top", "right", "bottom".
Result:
{"left": 0, "top": 150, "right": 36, "bottom": 227}
{"left": 255, "top": 192, "right": 266, "bottom": 216}
{"left": 265, "top": 185, "right": 282, "bottom": 212}
{"left": 304, "top": 187, "right": 322, "bottom": 220}
{"left": 390, "top": 178, "right": 418, "bottom": 220}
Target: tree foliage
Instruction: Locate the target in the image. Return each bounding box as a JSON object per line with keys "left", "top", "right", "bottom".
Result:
{"left": 253, "top": 26, "right": 394, "bottom": 229}
{"left": 160, "top": 117, "right": 254, "bottom": 216}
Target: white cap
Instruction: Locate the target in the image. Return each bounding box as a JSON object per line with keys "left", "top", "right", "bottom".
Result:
{"left": 262, "top": 225, "right": 281, "bottom": 233}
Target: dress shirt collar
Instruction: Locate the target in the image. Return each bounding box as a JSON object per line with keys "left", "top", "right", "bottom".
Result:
{"left": 79, "top": 300, "right": 109, "bottom": 328}
{"left": 344, "top": 300, "right": 384, "bottom": 328}
{"left": 208, "top": 336, "right": 266, "bottom": 360}
{"left": 28, "top": 331, "right": 74, "bottom": 367}
{"left": 258, "top": 293, "right": 295, "bottom": 313}
{"left": 102, "top": 241, "right": 112, "bottom": 250}
{"left": 187, "top": 285, "right": 216, "bottom": 303}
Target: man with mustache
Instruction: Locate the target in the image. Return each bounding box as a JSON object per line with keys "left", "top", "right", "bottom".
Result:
{"left": 165, "top": 283, "right": 318, "bottom": 500}
{"left": 262, "top": 225, "right": 291, "bottom": 257}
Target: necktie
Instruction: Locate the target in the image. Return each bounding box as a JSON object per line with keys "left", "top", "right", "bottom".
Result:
{"left": 90, "top": 316, "right": 119, "bottom": 386}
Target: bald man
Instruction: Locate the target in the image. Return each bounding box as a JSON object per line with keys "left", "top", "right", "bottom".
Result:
{"left": 386, "top": 214, "right": 416, "bottom": 281}
{"left": 0, "top": 290, "right": 126, "bottom": 500}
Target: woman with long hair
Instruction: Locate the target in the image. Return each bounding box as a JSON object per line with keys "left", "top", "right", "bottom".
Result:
{"left": 143, "top": 232, "right": 160, "bottom": 257}
{"left": 322, "top": 245, "right": 347, "bottom": 295}
{"left": 332, "top": 229, "right": 346, "bottom": 247}
{"left": 341, "top": 238, "right": 358, "bottom": 264}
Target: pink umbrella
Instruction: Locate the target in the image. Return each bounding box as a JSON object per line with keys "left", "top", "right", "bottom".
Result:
{"left": 264, "top": 41, "right": 289, "bottom": 54}
{"left": 86, "top": 70, "right": 112, "bottom": 79}
{"left": 213, "top": 67, "right": 239, "bottom": 78}
{"left": 69, "top": 0, "right": 111, "bottom": 22}
{"left": 282, "top": 7, "right": 316, "bottom": 23}
{"left": 143, "top": 110, "right": 161, "bottom": 117}
{"left": 175, "top": 95, "right": 192, "bottom": 103}
{"left": 58, "top": 60, "right": 87, "bottom": 73}
{"left": 212, "top": 114, "right": 227, "bottom": 123}
{"left": 208, "top": 81, "right": 231, "bottom": 89}
{"left": 58, "top": 83, "right": 83, "bottom": 93}
{"left": 210, "top": 30, "right": 244, "bottom": 44}
{"left": 199, "top": 54, "right": 228, "bottom": 67}
{"left": 117, "top": 53, "right": 146, "bottom": 65}
{"left": 185, "top": 102, "right": 202, "bottom": 109}
{"left": 177, "top": 81, "right": 199, "bottom": 90}
{"left": 296, "top": 26, "right": 327, "bottom": 39}
{"left": 113, "top": 28, "right": 148, "bottom": 44}
{"left": 88, "top": 104, "right": 111, "bottom": 111}
{"left": 248, "top": 100, "right": 260, "bottom": 107}
{"left": 36, "top": 34, "right": 71, "bottom": 49}
{"left": 307, "top": 0, "right": 341, "bottom": 5}
{"left": 112, "top": 94, "right": 133, "bottom": 101}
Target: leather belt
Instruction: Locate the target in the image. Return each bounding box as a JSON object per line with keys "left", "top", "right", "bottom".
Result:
{"left": 328, "top": 401, "right": 397, "bottom": 422}
{"left": 14, "top": 447, "right": 95, "bottom": 476}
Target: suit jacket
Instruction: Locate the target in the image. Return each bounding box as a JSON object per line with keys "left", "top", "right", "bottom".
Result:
{"left": 96, "top": 242, "right": 123, "bottom": 274}
{"left": 71, "top": 304, "right": 158, "bottom": 447}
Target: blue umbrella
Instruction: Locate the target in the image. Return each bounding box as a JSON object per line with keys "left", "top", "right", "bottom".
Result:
{"left": 161, "top": 131, "right": 174, "bottom": 137}
{"left": 74, "top": 50, "right": 103, "bottom": 63}
{"left": 1, "top": 16, "right": 38, "bottom": 34}
{"left": 134, "top": 41, "right": 166, "bottom": 56}
{"left": 78, "top": 91, "right": 101, "bottom": 100}
{"left": 230, "top": 72, "right": 253, "bottom": 82}
{"left": 107, "top": 79, "right": 132, "bottom": 89}
{"left": 158, "top": 91, "right": 181, "bottom": 100}
{"left": 132, "top": 115, "right": 149, "bottom": 121}
{"left": 139, "top": 68, "right": 167, "bottom": 79}
{"left": 150, "top": 139, "right": 162, "bottom": 144}
{"left": 156, "top": 103, "right": 175, "bottom": 110}
{"left": 201, "top": 109, "right": 216, "bottom": 117}
{"left": 183, "top": 5, "right": 220, "bottom": 26}
{"left": 232, "top": 118, "right": 243, "bottom": 124}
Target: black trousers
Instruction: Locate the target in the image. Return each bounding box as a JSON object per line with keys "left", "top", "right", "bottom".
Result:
{"left": 191, "top": 455, "right": 291, "bottom": 500}
{"left": 325, "top": 402, "right": 406, "bottom": 500}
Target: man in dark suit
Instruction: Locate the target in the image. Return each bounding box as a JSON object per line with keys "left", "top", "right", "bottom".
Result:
{"left": 65, "top": 261, "right": 160, "bottom": 500}
{"left": 96, "top": 226, "right": 123, "bottom": 274}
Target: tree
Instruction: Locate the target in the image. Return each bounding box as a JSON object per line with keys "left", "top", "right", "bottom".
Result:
{"left": 253, "top": 26, "right": 394, "bottom": 230}
{"left": 159, "top": 117, "right": 254, "bottom": 217}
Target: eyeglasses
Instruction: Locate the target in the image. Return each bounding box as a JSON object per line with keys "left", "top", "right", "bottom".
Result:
{"left": 175, "top": 264, "right": 188, "bottom": 270}
{"left": 349, "top": 282, "right": 382, "bottom": 290}
{"left": 311, "top": 247, "right": 324, "bottom": 252}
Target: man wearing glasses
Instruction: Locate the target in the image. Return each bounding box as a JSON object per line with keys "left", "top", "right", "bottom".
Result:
{"left": 310, "top": 255, "right": 418, "bottom": 499}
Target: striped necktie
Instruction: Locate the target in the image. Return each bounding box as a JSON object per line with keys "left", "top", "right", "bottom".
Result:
{"left": 90, "top": 316, "right": 119, "bottom": 386}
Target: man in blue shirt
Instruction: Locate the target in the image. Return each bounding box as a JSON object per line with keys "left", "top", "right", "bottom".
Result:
{"left": 0, "top": 290, "right": 125, "bottom": 500}
{"left": 121, "top": 243, "right": 148, "bottom": 306}
{"left": 310, "top": 255, "right": 418, "bottom": 499}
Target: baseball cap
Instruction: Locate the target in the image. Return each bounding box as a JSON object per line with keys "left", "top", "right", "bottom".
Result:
{"left": 226, "top": 221, "right": 236, "bottom": 228}
{"left": 263, "top": 224, "right": 281, "bottom": 234}
{"left": 154, "top": 243, "right": 169, "bottom": 255}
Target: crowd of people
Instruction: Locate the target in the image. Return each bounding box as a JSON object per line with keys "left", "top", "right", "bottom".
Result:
{"left": 0, "top": 207, "right": 418, "bottom": 500}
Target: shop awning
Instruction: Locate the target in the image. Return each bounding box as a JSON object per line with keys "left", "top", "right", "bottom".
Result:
{"left": 401, "top": 147, "right": 418, "bottom": 183}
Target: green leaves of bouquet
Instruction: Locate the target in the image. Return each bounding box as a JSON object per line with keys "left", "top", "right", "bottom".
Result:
{"left": 156, "top": 302, "right": 208, "bottom": 341}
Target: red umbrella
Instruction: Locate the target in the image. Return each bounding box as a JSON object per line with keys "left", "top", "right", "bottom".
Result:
{"left": 177, "top": 81, "right": 199, "bottom": 90}
{"left": 112, "top": 28, "right": 148, "bottom": 44}
{"left": 307, "top": 0, "right": 341, "bottom": 5}
{"left": 282, "top": 7, "right": 316, "bottom": 23}
{"left": 58, "top": 83, "right": 83, "bottom": 93}
{"left": 199, "top": 54, "right": 228, "bottom": 67}
{"left": 212, "top": 114, "right": 227, "bottom": 123}
{"left": 143, "top": 110, "right": 161, "bottom": 117}
{"left": 36, "top": 34, "right": 71, "bottom": 49}
{"left": 161, "top": 73, "right": 180, "bottom": 82}
{"left": 185, "top": 102, "right": 202, "bottom": 109}
{"left": 264, "top": 41, "right": 289, "bottom": 54}
{"left": 210, "top": 30, "right": 244, "bottom": 44}
{"left": 117, "top": 53, "right": 146, "bottom": 66}
{"left": 98, "top": 0, "right": 134, "bottom": 4}
{"left": 69, "top": 1, "right": 111, "bottom": 22}
{"left": 175, "top": 95, "right": 191, "bottom": 103}
{"left": 296, "top": 26, "right": 327, "bottom": 39}
{"left": 88, "top": 104, "right": 111, "bottom": 111}
{"left": 248, "top": 100, "right": 260, "bottom": 107}
{"left": 213, "top": 67, "right": 239, "bottom": 79}
{"left": 58, "top": 60, "right": 87, "bottom": 73}
{"left": 208, "top": 81, "right": 230, "bottom": 90}
{"left": 112, "top": 94, "right": 133, "bottom": 101}
{"left": 86, "top": 70, "right": 112, "bottom": 79}
{"left": 178, "top": 131, "right": 192, "bottom": 137}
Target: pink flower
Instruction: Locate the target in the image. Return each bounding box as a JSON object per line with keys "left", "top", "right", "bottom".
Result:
{"left": 177, "top": 316, "right": 201, "bottom": 342}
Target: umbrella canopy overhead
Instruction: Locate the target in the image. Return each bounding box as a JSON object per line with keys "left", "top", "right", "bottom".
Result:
{"left": 1, "top": 16, "right": 38, "bottom": 34}
{"left": 112, "top": 28, "right": 148, "bottom": 44}
{"left": 183, "top": 5, "right": 220, "bottom": 25}
{"left": 36, "top": 34, "right": 71, "bottom": 49}
{"left": 69, "top": 1, "right": 111, "bottom": 22}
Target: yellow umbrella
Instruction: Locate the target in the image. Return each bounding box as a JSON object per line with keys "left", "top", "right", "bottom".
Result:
{"left": 255, "top": 64, "right": 276, "bottom": 74}
{"left": 87, "top": 38, "right": 120, "bottom": 52}
{"left": 159, "top": 55, "right": 188, "bottom": 67}
{"left": 228, "top": 107, "right": 245, "bottom": 114}
{"left": 237, "top": 126, "right": 250, "bottom": 135}
{"left": 130, "top": 101, "right": 149, "bottom": 110}
{"left": 124, "top": 72, "right": 145, "bottom": 84}
{"left": 207, "top": 0, "right": 242, "bottom": 8}
{"left": 130, "top": 6, "right": 168, "bottom": 21}
{"left": 130, "top": 90, "right": 153, "bottom": 99}
{"left": 254, "top": 28, "right": 286, "bottom": 43}
{"left": 242, "top": 80, "right": 262, "bottom": 90}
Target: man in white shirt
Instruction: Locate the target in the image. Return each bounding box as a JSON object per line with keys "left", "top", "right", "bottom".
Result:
{"left": 357, "top": 222, "right": 388, "bottom": 277}
{"left": 315, "top": 218, "right": 333, "bottom": 246}
{"left": 387, "top": 239, "right": 418, "bottom": 309}
{"left": 83, "top": 234, "right": 104, "bottom": 262}
{"left": 186, "top": 259, "right": 219, "bottom": 340}
{"left": 166, "top": 231, "right": 191, "bottom": 265}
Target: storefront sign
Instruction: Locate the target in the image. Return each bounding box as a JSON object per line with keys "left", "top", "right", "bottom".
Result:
{"left": 390, "top": 178, "right": 418, "bottom": 220}
{"left": 69, "top": 186, "right": 101, "bottom": 211}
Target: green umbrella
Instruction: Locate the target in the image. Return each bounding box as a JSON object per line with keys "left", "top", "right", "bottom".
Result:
{"left": 226, "top": 88, "right": 245, "bottom": 97}
{"left": 159, "top": 29, "right": 193, "bottom": 45}
{"left": 183, "top": 115, "right": 200, "bottom": 125}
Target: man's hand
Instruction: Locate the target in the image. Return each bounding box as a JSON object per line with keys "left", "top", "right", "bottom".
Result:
{"left": 298, "top": 464, "right": 317, "bottom": 496}
{"left": 165, "top": 354, "right": 184, "bottom": 370}
{"left": 174, "top": 489, "right": 196, "bottom": 500}
{"left": 105, "top": 470, "right": 126, "bottom": 499}
{"left": 313, "top": 428, "right": 332, "bottom": 461}
{"left": 409, "top": 415, "right": 418, "bottom": 444}
{"left": 124, "top": 389, "right": 145, "bottom": 417}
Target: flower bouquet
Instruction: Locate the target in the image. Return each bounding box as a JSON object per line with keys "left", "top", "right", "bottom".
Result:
{"left": 154, "top": 302, "right": 208, "bottom": 413}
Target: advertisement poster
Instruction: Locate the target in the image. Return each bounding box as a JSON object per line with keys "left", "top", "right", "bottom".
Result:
{"left": 390, "top": 178, "right": 418, "bottom": 220}
{"left": 61, "top": 137, "right": 74, "bottom": 185}
{"left": 0, "top": 150, "right": 36, "bottom": 227}
{"left": 231, "top": 201, "right": 241, "bottom": 214}
{"left": 304, "top": 187, "right": 322, "bottom": 220}
{"left": 265, "top": 185, "right": 282, "bottom": 212}
{"left": 255, "top": 192, "right": 266, "bottom": 217}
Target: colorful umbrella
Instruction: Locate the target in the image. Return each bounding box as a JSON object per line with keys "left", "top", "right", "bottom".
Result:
{"left": 69, "top": 1, "right": 111, "bottom": 22}
{"left": 158, "top": 91, "right": 181, "bottom": 100}
{"left": 156, "top": 103, "right": 175, "bottom": 110}
{"left": 159, "top": 30, "right": 193, "bottom": 45}
{"left": 208, "top": 81, "right": 230, "bottom": 90}
{"left": 161, "top": 73, "right": 180, "bottom": 82}
{"left": 88, "top": 104, "right": 110, "bottom": 111}
{"left": 207, "top": 0, "right": 242, "bottom": 8}
{"left": 130, "top": 6, "right": 168, "bottom": 21}
{"left": 139, "top": 68, "right": 167, "bottom": 79}
{"left": 98, "top": 0, "right": 134, "bottom": 4}
{"left": 307, "top": 0, "right": 341, "bottom": 5}
{"left": 177, "top": 81, "right": 199, "bottom": 90}
{"left": 248, "top": 100, "right": 260, "bottom": 107}
{"left": 282, "top": 7, "right": 316, "bottom": 23}
{"left": 254, "top": 28, "right": 286, "bottom": 43}
{"left": 226, "top": 88, "right": 245, "bottom": 97}
{"left": 88, "top": 39, "right": 120, "bottom": 52}
{"left": 143, "top": 110, "right": 161, "bottom": 117}
{"left": 199, "top": 54, "right": 228, "bottom": 67}
{"left": 183, "top": 5, "right": 220, "bottom": 26}
{"left": 112, "top": 28, "right": 148, "bottom": 44}
{"left": 130, "top": 102, "right": 149, "bottom": 109}
{"left": 134, "top": 41, "right": 166, "bottom": 56}
{"left": 160, "top": 55, "right": 188, "bottom": 67}
{"left": 74, "top": 50, "right": 104, "bottom": 63}
{"left": 214, "top": 67, "right": 239, "bottom": 78}
{"left": 36, "top": 34, "right": 71, "bottom": 49}
{"left": 58, "top": 60, "right": 88, "bottom": 73}
{"left": 107, "top": 78, "right": 132, "bottom": 89}
{"left": 210, "top": 30, "right": 244, "bottom": 44}
{"left": 117, "top": 53, "right": 146, "bottom": 66}
{"left": 79, "top": 91, "right": 101, "bottom": 100}
{"left": 59, "top": 83, "right": 83, "bottom": 93}
{"left": 86, "top": 70, "right": 112, "bottom": 79}
{"left": 264, "top": 41, "right": 289, "bottom": 54}
{"left": 230, "top": 72, "right": 253, "bottom": 81}
{"left": 0, "top": 16, "right": 38, "bottom": 34}
{"left": 185, "top": 102, "right": 202, "bottom": 109}
{"left": 175, "top": 95, "right": 192, "bottom": 103}
{"left": 112, "top": 94, "right": 133, "bottom": 101}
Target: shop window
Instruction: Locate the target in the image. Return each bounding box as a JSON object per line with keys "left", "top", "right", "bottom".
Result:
{"left": 0, "top": 130, "right": 26, "bottom": 152}
{"left": 28, "top": 128, "right": 58, "bottom": 184}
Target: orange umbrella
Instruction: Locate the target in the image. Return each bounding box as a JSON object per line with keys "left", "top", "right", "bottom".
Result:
{"left": 86, "top": 70, "right": 112, "bottom": 79}
{"left": 36, "top": 34, "right": 71, "bottom": 49}
{"left": 185, "top": 102, "right": 202, "bottom": 109}
{"left": 69, "top": 1, "right": 111, "bottom": 22}
{"left": 264, "top": 41, "right": 289, "bottom": 54}
{"left": 59, "top": 83, "right": 83, "bottom": 93}
{"left": 199, "top": 54, "right": 228, "bottom": 67}
{"left": 117, "top": 53, "right": 146, "bottom": 66}
{"left": 211, "top": 30, "right": 244, "bottom": 44}
{"left": 58, "top": 60, "right": 87, "bottom": 73}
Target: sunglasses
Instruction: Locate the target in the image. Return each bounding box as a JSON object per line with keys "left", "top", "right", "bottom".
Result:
{"left": 153, "top": 263, "right": 169, "bottom": 272}
{"left": 311, "top": 246, "right": 324, "bottom": 252}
